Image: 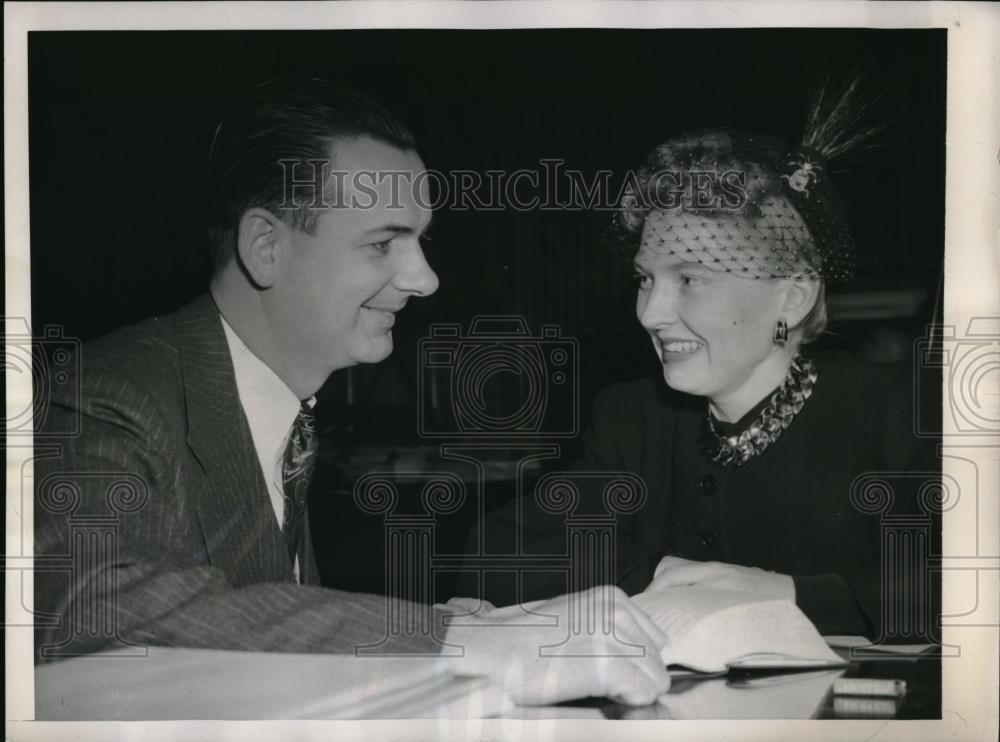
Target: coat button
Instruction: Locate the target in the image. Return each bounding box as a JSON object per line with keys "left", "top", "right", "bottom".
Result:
{"left": 699, "top": 474, "right": 717, "bottom": 494}
{"left": 698, "top": 529, "right": 718, "bottom": 548}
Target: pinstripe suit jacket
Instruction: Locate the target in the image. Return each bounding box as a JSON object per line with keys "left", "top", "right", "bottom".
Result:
{"left": 34, "top": 294, "right": 445, "bottom": 660}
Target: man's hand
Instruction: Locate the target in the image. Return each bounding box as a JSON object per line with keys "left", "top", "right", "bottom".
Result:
{"left": 648, "top": 556, "right": 795, "bottom": 601}
{"left": 442, "top": 586, "right": 670, "bottom": 706}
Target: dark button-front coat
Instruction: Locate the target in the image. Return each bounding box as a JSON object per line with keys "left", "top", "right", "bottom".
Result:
{"left": 467, "top": 351, "right": 941, "bottom": 641}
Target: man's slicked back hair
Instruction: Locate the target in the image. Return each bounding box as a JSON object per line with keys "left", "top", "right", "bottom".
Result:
{"left": 205, "top": 76, "right": 416, "bottom": 270}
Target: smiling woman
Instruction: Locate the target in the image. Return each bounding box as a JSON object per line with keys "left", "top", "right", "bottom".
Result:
{"left": 632, "top": 241, "right": 819, "bottom": 425}
{"left": 470, "top": 81, "right": 942, "bottom": 645}
{"left": 570, "top": 88, "right": 942, "bottom": 640}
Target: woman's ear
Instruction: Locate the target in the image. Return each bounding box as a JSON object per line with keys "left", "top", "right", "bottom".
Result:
{"left": 781, "top": 278, "right": 822, "bottom": 328}
{"left": 236, "top": 208, "right": 285, "bottom": 288}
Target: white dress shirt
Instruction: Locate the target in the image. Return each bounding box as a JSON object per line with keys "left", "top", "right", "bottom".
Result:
{"left": 220, "top": 316, "right": 314, "bottom": 580}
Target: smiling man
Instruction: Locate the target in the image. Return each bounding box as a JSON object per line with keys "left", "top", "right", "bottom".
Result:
{"left": 212, "top": 136, "right": 439, "bottom": 398}
{"left": 33, "top": 77, "right": 668, "bottom": 708}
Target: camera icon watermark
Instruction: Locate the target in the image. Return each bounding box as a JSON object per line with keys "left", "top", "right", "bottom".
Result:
{"left": 3, "top": 317, "right": 81, "bottom": 443}
{"left": 915, "top": 317, "right": 1000, "bottom": 436}
{"left": 418, "top": 316, "right": 579, "bottom": 439}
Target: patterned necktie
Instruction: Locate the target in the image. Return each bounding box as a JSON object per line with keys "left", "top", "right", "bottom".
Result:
{"left": 282, "top": 403, "right": 318, "bottom": 569}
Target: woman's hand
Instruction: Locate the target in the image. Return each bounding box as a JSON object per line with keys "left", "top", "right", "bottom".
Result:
{"left": 648, "top": 556, "right": 795, "bottom": 602}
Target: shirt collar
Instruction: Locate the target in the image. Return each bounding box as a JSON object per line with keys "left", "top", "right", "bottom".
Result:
{"left": 220, "top": 316, "right": 315, "bottom": 477}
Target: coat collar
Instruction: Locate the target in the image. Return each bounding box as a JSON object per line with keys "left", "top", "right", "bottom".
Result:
{"left": 171, "top": 294, "right": 304, "bottom": 585}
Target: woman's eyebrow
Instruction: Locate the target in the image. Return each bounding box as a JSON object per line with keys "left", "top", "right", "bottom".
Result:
{"left": 679, "top": 264, "right": 716, "bottom": 274}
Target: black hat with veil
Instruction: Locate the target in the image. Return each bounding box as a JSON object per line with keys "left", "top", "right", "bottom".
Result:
{"left": 610, "top": 75, "right": 889, "bottom": 285}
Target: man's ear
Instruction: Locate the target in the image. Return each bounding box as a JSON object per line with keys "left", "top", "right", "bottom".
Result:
{"left": 780, "top": 278, "right": 822, "bottom": 327}
{"left": 236, "top": 208, "right": 285, "bottom": 288}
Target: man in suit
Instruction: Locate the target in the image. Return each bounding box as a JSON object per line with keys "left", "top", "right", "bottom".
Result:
{"left": 33, "top": 77, "right": 668, "bottom": 707}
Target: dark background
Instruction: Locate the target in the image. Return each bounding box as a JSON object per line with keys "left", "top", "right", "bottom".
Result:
{"left": 29, "top": 29, "right": 946, "bottom": 597}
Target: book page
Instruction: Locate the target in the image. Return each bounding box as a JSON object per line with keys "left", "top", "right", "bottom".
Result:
{"left": 632, "top": 586, "right": 843, "bottom": 672}
{"left": 632, "top": 585, "right": 765, "bottom": 650}
{"left": 823, "top": 635, "right": 939, "bottom": 655}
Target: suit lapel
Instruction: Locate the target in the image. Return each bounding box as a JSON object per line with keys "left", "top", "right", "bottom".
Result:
{"left": 174, "top": 295, "right": 294, "bottom": 587}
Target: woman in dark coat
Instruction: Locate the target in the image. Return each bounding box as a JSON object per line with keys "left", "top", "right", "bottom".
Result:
{"left": 579, "top": 123, "right": 941, "bottom": 641}
{"left": 468, "top": 115, "right": 941, "bottom": 645}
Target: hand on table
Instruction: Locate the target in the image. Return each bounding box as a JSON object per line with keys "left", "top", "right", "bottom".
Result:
{"left": 648, "top": 556, "right": 795, "bottom": 602}
{"left": 443, "top": 586, "right": 670, "bottom": 707}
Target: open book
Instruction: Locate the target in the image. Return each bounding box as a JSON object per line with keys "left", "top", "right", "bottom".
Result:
{"left": 631, "top": 585, "right": 847, "bottom": 673}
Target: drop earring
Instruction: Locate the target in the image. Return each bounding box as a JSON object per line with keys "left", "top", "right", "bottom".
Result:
{"left": 773, "top": 317, "right": 788, "bottom": 346}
